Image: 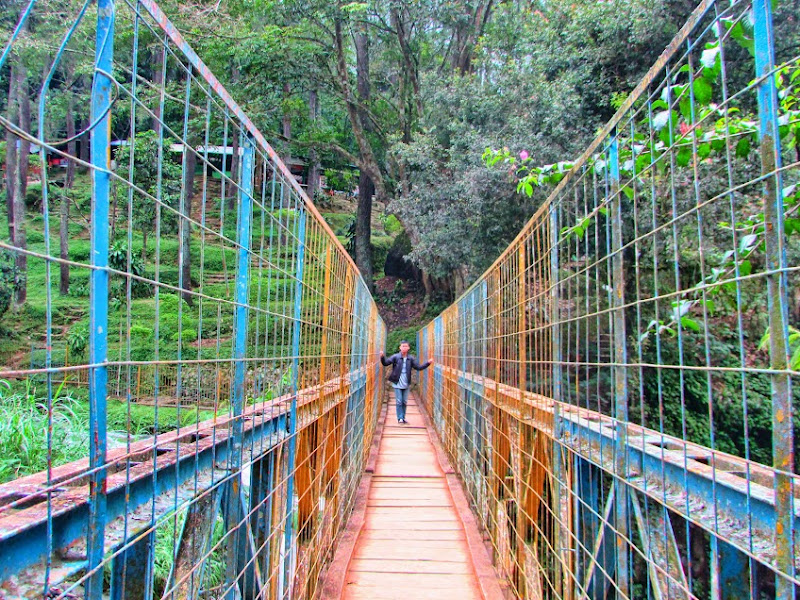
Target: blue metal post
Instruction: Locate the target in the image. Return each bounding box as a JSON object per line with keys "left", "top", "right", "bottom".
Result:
{"left": 608, "top": 132, "right": 630, "bottom": 598}
{"left": 224, "top": 137, "right": 255, "bottom": 598}
{"left": 753, "top": 0, "right": 794, "bottom": 595}
{"left": 110, "top": 532, "right": 155, "bottom": 600}
{"left": 575, "top": 457, "right": 615, "bottom": 599}
{"left": 550, "top": 202, "right": 567, "bottom": 594}
{"left": 348, "top": 285, "right": 363, "bottom": 471}
{"left": 710, "top": 536, "right": 749, "bottom": 600}
{"left": 283, "top": 206, "right": 307, "bottom": 598}
{"left": 86, "top": 0, "right": 114, "bottom": 595}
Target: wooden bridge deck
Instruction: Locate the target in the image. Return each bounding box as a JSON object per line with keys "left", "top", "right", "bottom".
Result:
{"left": 326, "top": 392, "right": 505, "bottom": 600}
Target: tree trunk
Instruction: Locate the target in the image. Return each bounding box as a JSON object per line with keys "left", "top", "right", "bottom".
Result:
{"left": 59, "top": 191, "right": 70, "bottom": 295}
{"left": 79, "top": 119, "right": 90, "bottom": 163}
{"left": 110, "top": 177, "right": 118, "bottom": 241}
{"left": 453, "top": 265, "right": 469, "bottom": 298}
{"left": 355, "top": 174, "right": 374, "bottom": 291}
{"left": 354, "top": 25, "right": 374, "bottom": 291}
{"left": 226, "top": 64, "right": 240, "bottom": 208}
{"left": 307, "top": 89, "right": 321, "bottom": 200}
{"left": 6, "top": 59, "right": 28, "bottom": 306}
{"left": 61, "top": 93, "right": 76, "bottom": 295}
{"left": 449, "top": 0, "right": 495, "bottom": 75}
{"left": 17, "top": 62, "right": 30, "bottom": 205}
{"left": 282, "top": 82, "right": 292, "bottom": 141}
{"left": 153, "top": 47, "right": 165, "bottom": 136}
{"left": 333, "top": 18, "right": 386, "bottom": 205}
{"left": 180, "top": 148, "right": 196, "bottom": 306}
{"left": 422, "top": 271, "right": 433, "bottom": 304}
{"left": 227, "top": 131, "right": 239, "bottom": 209}
{"left": 391, "top": 7, "right": 423, "bottom": 130}
{"left": 5, "top": 64, "right": 18, "bottom": 238}
{"left": 12, "top": 140, "right": 27, "bottom": 306}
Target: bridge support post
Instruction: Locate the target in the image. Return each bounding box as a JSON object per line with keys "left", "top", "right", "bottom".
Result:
{"left": 710, "top": 536, "right": 750, "bottom": 600}
{"left": 87, "top": 0, "right": 115, "bottom": 596}
{"left": 224, "top": 134, "right": 256, "bottom": 598}
{"left": 753, "top": 0, "right": 795, "bottom": 597}
{"left": 110, "top": 531, "right": 155, "bottom": 600}
{"left": 608, "top": 132, "right": 630, "bottom": 598}
{"left": 164, "top": 489, "right": 222, "bottom": 600}
{"left": 252, "top": 450, "right": 276, "bottom": 580}
{"left": 575, "top": 458, "right": 615, "bottom": 599}
{"left": 283, "top": 202, "right": 307, "bottom": 598}
{"left": 549, "top": 201, "right": 569, "bottom": 596}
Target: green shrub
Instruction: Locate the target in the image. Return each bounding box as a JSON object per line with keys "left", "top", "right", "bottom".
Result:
{"left": 171, "top": 328, "right": 198, "bottom": 343}
{"left": 382, "top": 214, "right": 403, "bottom": 236}
{"left": 69, "top": 176, "right": 93, "bottom": 210}
{"left": 386, "top": 326, "right": 420, "bottom": 355}
{"left": 26, "top": 230, "right": 45, "bottom": 244}
{"left": 371, "top": 236, "right": 394, "bottom": 274}
{"left": 322, "top": 213, "right": 354, "bottom": 236}
{"left": 24, "top": 182, "right": 42, "bottom": 208}
{"left": 23, "top": 302, "right": 47, "bottom": 321}
{"left": 0, "top": 250, "right": 19, "bottom": 319}
{"left": 130, "top": 324, "right": 154, "bottom": 342}
{"left": 70, "top": 240, "right": 92, "bottom": 262}
{"left": 68, "top": 320, "right": 90, "bottom": 358}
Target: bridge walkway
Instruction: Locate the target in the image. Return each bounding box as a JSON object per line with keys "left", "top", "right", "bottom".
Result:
{"left": 327, "top": 392, "right": 506, "bottom": 600}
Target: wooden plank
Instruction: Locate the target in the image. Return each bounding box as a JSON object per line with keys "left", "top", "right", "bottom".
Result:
{"left": 356, "top": 530, "right": 467, "bottom": 542}
{"left": 349, "top": 558, "right": 474, "bottom": 575}
{"left": 353, "top": 545, "right": 472, "bottom": 562}
{"left": 344, "top": 585, "right": 480, "bottom": 600}
{"left": 344, "top": 572, "right": 482, "bottom": 589}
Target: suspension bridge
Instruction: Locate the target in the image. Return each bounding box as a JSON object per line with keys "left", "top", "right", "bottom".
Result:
{"left": 0, "top": 0, "right": 798, "bottom": 597}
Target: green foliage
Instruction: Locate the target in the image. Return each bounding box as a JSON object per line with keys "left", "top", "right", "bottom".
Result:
{"left": 386, "top": 326, "right": 419, "bottom": 355}
{"left": 109, "top": 240, "right": 151, "bottom": 299}
{"left": 759, "top": 326, "right": 800, "bottom": 371}
{"left": 370, "top": 235, "right": 393, "bottom": 275}
{"left": 323, "top": 169, "right": 356, "bottom": 194}
{"left": 322, "top": 213, "right": 354, "bottom": 236}
{"left": 106, "top": 400, "right": 215, "bottom": 436}
{"left": 24, "top": 182, "right": 42, "bottom": 209}
{"left": 113, "top": 131, "right": 183, "bottom": 245}
{"left": 636, "top": 333, "right": 797, "bottom": 466}
{"left": 381, "top": 214, "right": 403, "bottom": 236}
{"left": 0, "top": 250, "right": 20, "bottom": 319}
{"left": 0, "top": 380, "right": 89, "bottom": 483}
{"left": 67, "top": 321, "right": 89, "bottom": 358}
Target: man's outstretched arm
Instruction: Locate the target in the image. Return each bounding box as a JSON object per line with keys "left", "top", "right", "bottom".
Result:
{"left": 412, "top": 356, "right": 433, "bottom": 370}
{"left": 379, "top": 351, "right": 393, "bottom": 367}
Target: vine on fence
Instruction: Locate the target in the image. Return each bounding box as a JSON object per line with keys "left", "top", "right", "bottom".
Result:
{"left": 484, "top": 22, "right": 800, "bottom": 351}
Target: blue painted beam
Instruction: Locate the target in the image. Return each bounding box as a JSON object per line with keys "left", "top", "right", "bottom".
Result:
{"left": 443, "top": 368, "right": 800, "bottom": 574}
{"left": 0, "top": 408, "right": 289, "bottom": 583}
{"left": 87, "top": 0, "right": 114, "bottom": 595}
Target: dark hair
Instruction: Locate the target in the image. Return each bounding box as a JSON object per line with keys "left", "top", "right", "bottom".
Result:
{"left": 399, "top": 340, "right": 411, "bottom": 346}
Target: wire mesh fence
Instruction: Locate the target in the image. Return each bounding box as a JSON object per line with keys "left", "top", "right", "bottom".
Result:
{"left": 419, "top": 0, "right": 800, "bottom": 597}
{"left": 0, "top": 0, "right": 385, "bottom": 597}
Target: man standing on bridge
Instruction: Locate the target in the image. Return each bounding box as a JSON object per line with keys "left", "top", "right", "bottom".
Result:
{"left": 380, "top": 341, "right": 433, "bottom": 424}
